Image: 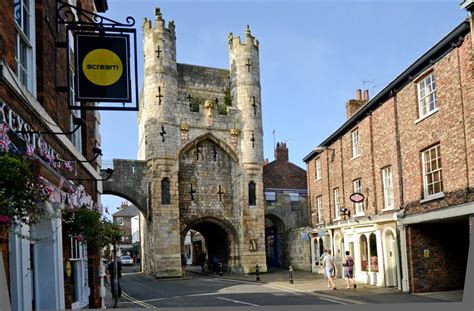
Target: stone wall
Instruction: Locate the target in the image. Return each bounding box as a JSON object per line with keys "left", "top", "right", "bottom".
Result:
{"left": 286, "top": 227, "right": 311, "bottom": 271}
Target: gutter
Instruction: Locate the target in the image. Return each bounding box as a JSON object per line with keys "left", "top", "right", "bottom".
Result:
{"left": 303, "top": 20, "right": 470, "bottom": 163}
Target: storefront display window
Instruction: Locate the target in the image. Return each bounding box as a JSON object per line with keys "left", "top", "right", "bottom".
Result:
{"left": 360, "top": 235, "right": 368, "bottom": 271}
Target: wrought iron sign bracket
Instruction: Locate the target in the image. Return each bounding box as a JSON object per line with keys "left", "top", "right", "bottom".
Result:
{"left": 55, "top": 0, "right": 139, "bottom": 111}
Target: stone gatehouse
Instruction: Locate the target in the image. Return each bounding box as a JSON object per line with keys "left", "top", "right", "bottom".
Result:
{"left": 102, "top": 8, "right": 267, "bottom": 277}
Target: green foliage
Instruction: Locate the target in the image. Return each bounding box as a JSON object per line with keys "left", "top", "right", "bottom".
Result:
{"left": 0, "top": 153, "right": 49, "bottom": 226}
{"left": 223, "top": 86, "right": 232, "bottom": 106}
{"left": 218, "top": 104, "right": 228, "bottom": 115}
{"left": 63, "top": 207, "right": 123, "bottom": 251}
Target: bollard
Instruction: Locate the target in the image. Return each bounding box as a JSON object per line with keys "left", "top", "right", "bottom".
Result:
{"left": 219, "top": 262, "right": 223, "bottom": 276}
{"left": 256, "top": 264, "right": 260, "bottom": 281}
{"left": 288, "top": 265, "right": 294, "bottom": 284}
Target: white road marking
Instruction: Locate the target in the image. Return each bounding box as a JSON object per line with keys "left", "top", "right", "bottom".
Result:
{"left": 318, "top": 297, "right": 347, "bottom": 305}
{"left": 217, "top": 296, "right": 260, "bottom": 306}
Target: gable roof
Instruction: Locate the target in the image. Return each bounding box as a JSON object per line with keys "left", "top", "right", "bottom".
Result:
{"left": 303, "top": 20, "right": 470, "bottom": 163}
{"left": 113, "top": 205, "right": 140, "bottom": 217}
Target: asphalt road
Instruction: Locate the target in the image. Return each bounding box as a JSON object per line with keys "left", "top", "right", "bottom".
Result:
{"left": 115, "top": 266, "right": 346, "bottom": 308}
{"left": 111, "top": 265, "right": 457, "bottom": 309}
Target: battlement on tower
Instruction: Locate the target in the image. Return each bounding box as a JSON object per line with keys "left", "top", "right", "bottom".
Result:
{"left": 142, "top": 7, "right": 176, "bottom": 34}
{"left": 228, "top": 25, "right": 259, "bottom": 50}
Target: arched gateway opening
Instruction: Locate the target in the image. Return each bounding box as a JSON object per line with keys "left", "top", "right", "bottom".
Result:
{"left": 181, "top": 217, "right": 237, "bottom": 274}
{"left": 265, "top": 214, "right": 286, "bottom": 268}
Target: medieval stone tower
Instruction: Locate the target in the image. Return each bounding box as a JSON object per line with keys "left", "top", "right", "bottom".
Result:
{"left": 135, "top": 7, "right": 266, "bottom": 277}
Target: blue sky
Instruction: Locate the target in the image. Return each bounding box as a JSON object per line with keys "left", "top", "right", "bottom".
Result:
{"left": 99, "top": 0, "right": 467, "bottom": 216}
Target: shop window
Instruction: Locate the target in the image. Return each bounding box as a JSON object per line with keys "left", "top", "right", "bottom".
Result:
{"left": 162, "top": 178, "right": 170, "bottom": 205}
{"left": 369, "top": 233, "right": 379, "bottom": 272}
{"left": 360, "top": 235, "right": 368, "bottom": 271}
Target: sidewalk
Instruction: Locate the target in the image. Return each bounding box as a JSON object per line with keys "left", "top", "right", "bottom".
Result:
{"left": 186, "top": 265, "right": 464, "bottom": 303}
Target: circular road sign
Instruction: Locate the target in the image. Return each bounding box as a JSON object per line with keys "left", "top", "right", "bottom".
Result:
{"left": 350, "top": 192, "right": 365, "bottom": 203}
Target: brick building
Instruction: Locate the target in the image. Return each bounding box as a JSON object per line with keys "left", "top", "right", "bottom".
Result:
{"left": 0, "top": 0, "right": 108, "bottom": 309}
{"left": 263, "top": 142, "right": 309, "bottom": 269}
{"left": 303, "top": 10, "right": 474, "bottom": 292}
{"left": 112, "top": 202, "right": 140, "bottom": 257}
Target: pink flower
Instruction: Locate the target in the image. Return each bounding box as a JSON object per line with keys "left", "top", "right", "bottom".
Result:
{"left": 0, "top": 215, "right": 10, "bottom": 224}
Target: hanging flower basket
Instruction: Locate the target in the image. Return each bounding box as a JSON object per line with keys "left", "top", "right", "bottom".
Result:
{"left": 0, "top": 153, "right": 50, "bottom": 227}
{"left": 62, "top": 207, "right": 122, "bottom": 251}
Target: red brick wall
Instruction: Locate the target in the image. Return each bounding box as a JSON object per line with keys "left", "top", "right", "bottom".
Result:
{"left": 397, "top": 34, "right": 473, "bottom": 215}
{"left": 406, "top": 221, "right": 469, "bottom": 292}
{"left": 306, "top": 32, "right": 474, "bottom": 224}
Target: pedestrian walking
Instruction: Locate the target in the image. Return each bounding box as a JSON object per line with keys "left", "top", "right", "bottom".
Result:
{"left": 198, "top": 251, "right": 207, "bottom": 272}
{"left": 342, "top": 251, "right": 356, "bottom": 289}
{"left": 321, "top": 249, "right": 337, "bottom": 290}
{"left": 181, "top": 253, "right": 187, "bottom": 277}
{"left": 107, "top": 258, "right": 122, "bottom": 298}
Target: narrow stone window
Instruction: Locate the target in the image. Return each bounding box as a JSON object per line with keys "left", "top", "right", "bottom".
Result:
{"left": 248, "top": 181, "right": 256, "bottom": 206}
{"left": 161, "top": 178, "right": 170, "bottom": 205}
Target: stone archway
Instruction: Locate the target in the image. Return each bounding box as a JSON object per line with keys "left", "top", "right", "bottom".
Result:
{"left": 264, "top": 213, "right": 286, "bottom": 268}
{"left": 181, "top": 217, "right": 239, "bottom": 273}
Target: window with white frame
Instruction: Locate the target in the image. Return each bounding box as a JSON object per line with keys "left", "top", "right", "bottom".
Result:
{"left": 351, "top": 129, "right": 360, "bottom": 158}
{"left": 316, "top": 196, "right": 323, "bottom": 224}
{"left": 115, "top": 217, "right": 124, "bottom": 226}
{"left": 70, "top": 237, "right": 88, "bottom": 308}
{"left": 315, "top": 158, "right": 321, "bottom": 180}
{"left": 333, "top": 188, "right": 341, "bottom": 219}
{"left": 353, "top": 179, "right": 364, "bottom": 215}
{"left": 417, "top": 73, "right": 437, "bottom": 118}
{"left": 14, "top": 0, "right": 35, "bottom": 92}
{"left": 422, "top": 144, "right": 443, "bottom": 198}
{"left": 70, "top": 109, "right": 82, "bottom": 153}
{"left": 382, "top": 166, "right": 394, "bottom": 210}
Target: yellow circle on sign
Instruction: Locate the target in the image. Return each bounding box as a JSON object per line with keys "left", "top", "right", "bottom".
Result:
{"left": 82, "top": 49, "right": 123, "bottom": 86}
{"left": 66, "top": 261, "right": 72, "bottom": 278}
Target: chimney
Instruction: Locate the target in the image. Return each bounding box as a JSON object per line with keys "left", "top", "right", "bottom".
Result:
{"left": 274, "top": 142, "right": 289, "bottom": 162}
{"left": 345, "top": 89, "right": 369, "bottom": 119}
{"left": 120, "top": 201, "right": 128, "bottom": 209}
{"left": 364, "top": 89, "right": 369, "bottom": 101}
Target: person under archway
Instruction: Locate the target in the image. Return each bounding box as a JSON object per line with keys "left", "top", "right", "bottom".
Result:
{"left": 321, "top": 249, "right": 337, "bottom": 290}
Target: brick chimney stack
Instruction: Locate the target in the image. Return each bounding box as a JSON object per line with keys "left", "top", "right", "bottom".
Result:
{"left": 120, "top": 201, "right": 128, "bottom": 210}
{"left": 274, "top": 142, "right": 289, "bottom": 162}
{"left": 346, "top": 89, "right": 369, "bottom": 119}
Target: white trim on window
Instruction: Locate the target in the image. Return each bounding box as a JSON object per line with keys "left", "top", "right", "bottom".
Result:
{"left": 115, "top": 217, "right": 124, "bottom": 226}
{"left": 353, "top": 179, "right": 364, "bottom": 215}
{"left": 315, "top": 158, "right": 321, "bottom": 181}
{"left": 417, "top": 73, "right": 437, "bottom": 119}
{"left": 382, "top": 166, "right": 394, "bottom": 211}
{"left": 333, "top": 188, "right": 341, "bottom": 220}
{"left": 414, "top": 107, "right": 439, "bottom": 124}
{"left": 421, "top": 144, "right": 443, "bottom": 200}
{"left": 316, "top": 196, "right": 323, "bottom": 224}
{"left": 351, "top": 129, "right": 360, "bottom": 159}
{"left": 14, "top": 0, "right": 36, "bottom": 95}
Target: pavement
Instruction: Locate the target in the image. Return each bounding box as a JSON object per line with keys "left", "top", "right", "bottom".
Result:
{"left": 103, "top": 264, "right": 464, "bottom": 308}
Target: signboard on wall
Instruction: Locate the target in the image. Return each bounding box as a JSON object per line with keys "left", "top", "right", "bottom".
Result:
{"left": 74, "top": 33, "right": 131, "bottom": 102}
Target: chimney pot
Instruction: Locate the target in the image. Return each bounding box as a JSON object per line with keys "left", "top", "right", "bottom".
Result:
{"left": 364, "top": 89, "right": 369, "bottom": 101}
{"left": 356, "top": 89, "right": 362, "bottom": 100}
{"left": 274, "top": 141, "right": 289, "bottom": 162}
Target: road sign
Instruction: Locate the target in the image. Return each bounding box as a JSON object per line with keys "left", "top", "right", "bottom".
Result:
{"left": 350, "top": 192, "right": 365, "bottom": 203}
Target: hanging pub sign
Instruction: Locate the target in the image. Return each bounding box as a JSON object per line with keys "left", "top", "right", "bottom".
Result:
{"left": 74, "top": 33, "right": 131, "bottom": 103}
{"left": 350, "top": 192, "right": 365, "bottom": 203}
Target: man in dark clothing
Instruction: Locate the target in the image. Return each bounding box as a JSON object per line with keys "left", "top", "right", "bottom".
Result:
{"left": 181, "top": 253, "right": 187, "bottom": 276}
{"left": 198, "top": 252, "right": 206, "bottom": 272}
{"left": 107, "top": 259, "right": 122, "bottom": 298}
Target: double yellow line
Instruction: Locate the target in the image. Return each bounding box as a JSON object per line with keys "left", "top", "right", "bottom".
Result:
{"left": 121, "top": 291, "right": 156, "bottom": 308}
